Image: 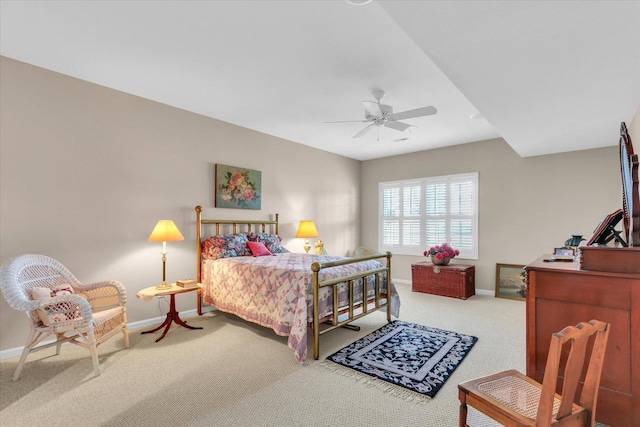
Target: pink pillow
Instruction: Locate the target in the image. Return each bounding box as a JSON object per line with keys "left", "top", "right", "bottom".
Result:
{"left": 247, "top": 241, "right": 273, "bottom": 257}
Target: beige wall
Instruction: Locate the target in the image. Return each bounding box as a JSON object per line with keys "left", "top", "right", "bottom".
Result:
{"left": 0, "top": 57, "right": 361, "bottom": 351}
{"left": 1, "top": 55, "right": 637, "bottom": 354}
{"left": 361, "top": 136, "right": 628, "bottom": 292}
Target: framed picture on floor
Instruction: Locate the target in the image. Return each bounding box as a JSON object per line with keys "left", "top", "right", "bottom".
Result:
{"left": 495, "top": 264, "right": 526, "bottom": 301}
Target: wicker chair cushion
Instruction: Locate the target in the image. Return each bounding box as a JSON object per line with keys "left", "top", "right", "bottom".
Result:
{"left": 30, "top": 284, "right": 82, "bottom": 326}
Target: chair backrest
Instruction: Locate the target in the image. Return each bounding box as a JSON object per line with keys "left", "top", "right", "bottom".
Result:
{"left": 354, "top": 246, "right": 371, "bottom": 257}
{"left": 0, "top": 254, "right": 81, "bottom": 321}
{"left": 537, "top": 319, "right": 610, "bottom": 424}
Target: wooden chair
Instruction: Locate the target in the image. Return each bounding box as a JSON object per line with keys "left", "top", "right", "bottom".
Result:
{"left": 458, "top": 319, "right": 610, "bottom": 427}
{"left": 0, "top": 254, "right": 129, "bottom": 380}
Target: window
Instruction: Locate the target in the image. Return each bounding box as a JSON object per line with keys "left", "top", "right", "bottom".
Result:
{"left": 379, "top": 172, "right": 478, "bottom": 259}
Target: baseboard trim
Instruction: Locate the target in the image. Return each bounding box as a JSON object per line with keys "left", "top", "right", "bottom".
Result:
{"left": 0, "top": 307, "right": 216, "bottom": 361}
{"left": 397, "top": 278, "right": 495, "bottom": 297}
{"left": 1, "top": 287, "right": 497, "bottom": 360}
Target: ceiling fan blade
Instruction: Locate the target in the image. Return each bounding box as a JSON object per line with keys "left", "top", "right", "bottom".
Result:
{"left": 324, "top": 120, "right": 369, "bottom": 123}
{"left": 353, "top": 123, "right": 375, "bottom": 138}
{"left": 384, "top": 121, "right": 415, "bottom": 133}
{"left": 389, "top": 106, "right": 437, "bottom": 121}
{"left": 362, "top": 101, "right": 382, "bottom": 118}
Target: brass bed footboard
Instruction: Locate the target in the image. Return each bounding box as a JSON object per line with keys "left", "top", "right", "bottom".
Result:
{"left": 310, "top": 251, "right": 392, "bottom": 360}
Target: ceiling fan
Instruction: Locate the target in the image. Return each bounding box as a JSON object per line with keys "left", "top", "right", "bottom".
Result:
{"left": 326, "top": 90, "right": 437, "bottom": 140}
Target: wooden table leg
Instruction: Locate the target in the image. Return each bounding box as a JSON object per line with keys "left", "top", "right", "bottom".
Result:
{"left": 141, "top": 294, "right": 203, "bottom": 342}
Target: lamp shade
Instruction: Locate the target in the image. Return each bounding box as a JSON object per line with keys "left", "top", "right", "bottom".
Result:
{"left": 296, "top": 220, "right": 319, "bottom": 238}
{"left": 148, "top": 220, "right": 184, "bottom": 242}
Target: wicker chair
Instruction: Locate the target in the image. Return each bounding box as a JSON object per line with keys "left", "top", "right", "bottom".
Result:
{"left": 0, "top": 254, "right": 129, "bottom": 380}
{"left": 354, "top": 246, "right": 372, "bottom": 257}
{"left": 458, "top": 319, "right": 610, "bottom": 427}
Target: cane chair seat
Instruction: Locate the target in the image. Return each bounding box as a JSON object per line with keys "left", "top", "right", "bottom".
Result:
{"left": 0, "top": 254, "right": 129, "bottom": 380}
{"left": 458, "top": 319, "right": 610, "bottom": 427}
{"left": 478, "top": 373, "right": 563, "bottom": 419}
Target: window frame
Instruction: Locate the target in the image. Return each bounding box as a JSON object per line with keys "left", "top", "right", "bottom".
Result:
{"left": 378, "top": 172, "right": 478, "bottom": 259}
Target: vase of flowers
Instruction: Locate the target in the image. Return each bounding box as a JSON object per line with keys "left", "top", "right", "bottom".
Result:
{"left": 424, "top": 243, "right": 459, "bottom": 266}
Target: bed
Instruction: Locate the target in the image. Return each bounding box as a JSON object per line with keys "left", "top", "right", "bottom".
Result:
{"left": 194, "top": 205, "right": 400, "bottom": 362}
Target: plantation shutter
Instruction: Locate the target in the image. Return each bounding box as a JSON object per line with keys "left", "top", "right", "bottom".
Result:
{"left": 380, "top": 181, "right": 421, "bottom": 251}
{"left": 379, "top": 172, "right": 478, "bottom": 259}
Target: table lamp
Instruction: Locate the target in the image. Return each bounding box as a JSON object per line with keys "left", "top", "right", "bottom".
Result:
{"left": 296, "top": 220, "right": 319, "bottom": 254}
{"left": 148, "top": 220, "right": 184, "bottom": 289}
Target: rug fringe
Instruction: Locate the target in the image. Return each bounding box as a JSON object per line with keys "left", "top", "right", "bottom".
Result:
{"left": 317, "top": 360, "right": 432, "bottom": 405}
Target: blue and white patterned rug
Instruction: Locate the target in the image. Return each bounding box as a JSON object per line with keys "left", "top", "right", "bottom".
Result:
{"left": 326, "top": 320, "right": 478, "bottom": 399}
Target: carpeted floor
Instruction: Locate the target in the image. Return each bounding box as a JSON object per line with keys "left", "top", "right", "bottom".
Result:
{"left": 0, "top": 283, "right": 526, "bottom": 426}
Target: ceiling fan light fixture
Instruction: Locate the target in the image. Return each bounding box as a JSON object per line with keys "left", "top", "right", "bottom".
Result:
{"left": 345, "top": 0, "right": 372, "bottom": 5}
{"left": 327, "top": 89, "right": 437, "bottom": 139}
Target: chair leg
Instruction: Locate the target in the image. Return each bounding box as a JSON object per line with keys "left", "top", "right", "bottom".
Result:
{"left": 87, "top": 329, "right": 100, "bottom": 377}
{"left": 13, "top": 342, "right": 32, "bottom": 381}
{"left": 13, "top": 329, "right": 48, "bottom": 381}
{"left": 121, "top": 310, "right": 130, "bottom": 349}
{"left": 459, "top": 393, "right": 468, "bottom": 427}
{"left": 122, "top": 326, "right": 130, "bottom": 349}
{"left": 55, "top": 333, "right": 64, "bottom": 355}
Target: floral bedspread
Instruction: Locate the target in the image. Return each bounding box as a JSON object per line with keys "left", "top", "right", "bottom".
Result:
{"left": 201, "top": 253, "right": 400, "bottom": 362}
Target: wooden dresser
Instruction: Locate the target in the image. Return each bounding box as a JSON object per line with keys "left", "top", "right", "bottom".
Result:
{"left": 525, "top": 247, "right": 640, "bottom": 427}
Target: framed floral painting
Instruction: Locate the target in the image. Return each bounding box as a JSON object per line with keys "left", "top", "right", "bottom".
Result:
{"left": 495, "top": 263, "right": 526, "bottom": 301}
{"left": 215, "top": 164, "right": 261, "bottom": 210}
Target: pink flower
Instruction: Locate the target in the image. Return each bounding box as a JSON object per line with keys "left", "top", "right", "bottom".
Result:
{"left": 243, "top": 188, "right": 255, "bottom": 201}
{"left": 229, "top": 172, "right": 245, "bottom": 190}
{"left": 425, "top": 242, "right": 459, "bottom": 259}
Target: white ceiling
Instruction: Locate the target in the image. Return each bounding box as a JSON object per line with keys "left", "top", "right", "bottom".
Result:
{"left": 1, "top": 1, "right": 638, "bottom": 161}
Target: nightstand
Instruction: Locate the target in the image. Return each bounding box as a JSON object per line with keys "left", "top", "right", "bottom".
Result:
{"left": 136, "top": 283, "right": 203, "bottom": 342}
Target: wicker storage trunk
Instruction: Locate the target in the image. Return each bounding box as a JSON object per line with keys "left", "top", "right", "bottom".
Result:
{"left": 411, "top": 262, "right": 475, "bottom": 299}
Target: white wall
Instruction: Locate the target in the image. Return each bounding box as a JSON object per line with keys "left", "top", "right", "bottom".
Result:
{"left": 0, "top": 57, "right": 361, "bottom": 351}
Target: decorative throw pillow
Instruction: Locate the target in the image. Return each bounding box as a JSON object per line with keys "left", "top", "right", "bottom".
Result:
{"left": 30, "top": 284, "right": 82, "bottom": 326}
{"left": 201, "top": 233, "right": 251, "bottom": 259}
{"left": 246, "top": 241, "right": 273, "bottom": 257}
{"left": 256, "top": 233, "right": 289, "bottom": 254}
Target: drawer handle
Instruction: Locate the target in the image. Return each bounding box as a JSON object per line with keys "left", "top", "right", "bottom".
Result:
{"left": 433, "top": 266, "right": 440, "bottom": 274}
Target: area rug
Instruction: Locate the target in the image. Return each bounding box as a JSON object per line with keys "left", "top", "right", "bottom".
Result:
{"left": 325, "top": 320, "right": 478, "bottom": 399}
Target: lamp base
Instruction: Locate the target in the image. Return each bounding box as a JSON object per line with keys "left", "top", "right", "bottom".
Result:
{"left": 155, "top": 282, "right": 172, "bottom": 290}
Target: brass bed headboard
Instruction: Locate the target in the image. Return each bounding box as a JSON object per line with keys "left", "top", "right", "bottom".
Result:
{"left": 194, "top": 205, "right": 279, "bottom": 283}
